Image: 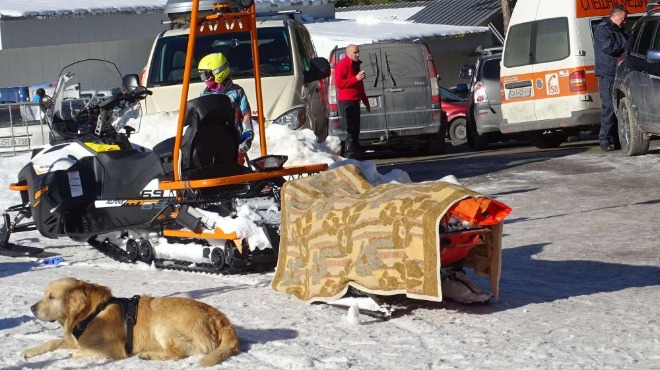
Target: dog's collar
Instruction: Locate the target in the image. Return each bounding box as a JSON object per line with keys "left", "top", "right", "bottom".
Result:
{"left": 72, "top": 295, "right": 140, "bottom": 354}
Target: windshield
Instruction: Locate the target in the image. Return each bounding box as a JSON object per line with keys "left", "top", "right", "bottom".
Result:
{"left": 47, "top": 59, "right": 140, "bottom": 138}
{"left": 52, "top": 59, "right": 125, "bottom": 121}
{"left": 148, "top": 27, "right": 292, "bottom": 87}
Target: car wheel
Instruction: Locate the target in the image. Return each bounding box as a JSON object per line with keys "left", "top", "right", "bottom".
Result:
{"left": 617, "top": 97, "right": 649, "bottom": 156}
{"left": 449, "top": 118, "right": 467, "bottom": 146}
{"left": 527, "top": 130, "right": 565, "bottom": 149}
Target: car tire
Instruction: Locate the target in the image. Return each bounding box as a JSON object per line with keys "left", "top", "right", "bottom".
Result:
{"left": 449, "top": 118, "right": 468, "bottom": 146}
{"left": 527, "top": 130, "right": 565, "bottom": 149}
{"left": 617, "top": 97, "right": 650, "bottom": 156}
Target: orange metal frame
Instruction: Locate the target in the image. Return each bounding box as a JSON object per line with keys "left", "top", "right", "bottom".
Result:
{"left": 160, "top": 163, "right": 327, "bottom": 190}
{"left": 169, "top": 0, "right": 267, "bottom": 185}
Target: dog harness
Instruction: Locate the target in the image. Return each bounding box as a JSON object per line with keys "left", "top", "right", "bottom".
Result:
{"left": 72, "top": 295, "right": 140, "bottom": 354}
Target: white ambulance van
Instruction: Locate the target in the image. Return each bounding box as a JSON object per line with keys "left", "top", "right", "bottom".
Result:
{"left": 499, "top": 0, "right": 648, "bottom": 148}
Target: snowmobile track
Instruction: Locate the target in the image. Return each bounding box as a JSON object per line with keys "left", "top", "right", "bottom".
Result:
{"left": 87, "top": 237, "right": 273, "bottom": 275}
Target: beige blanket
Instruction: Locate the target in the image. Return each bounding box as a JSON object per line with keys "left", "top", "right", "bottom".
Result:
{"left": 271, "top": 164, "right": 506, "bottom": 303}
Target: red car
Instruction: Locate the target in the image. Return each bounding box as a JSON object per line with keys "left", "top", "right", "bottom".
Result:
{"left": 440, "top": 86, "right": 468, "bottom": 146}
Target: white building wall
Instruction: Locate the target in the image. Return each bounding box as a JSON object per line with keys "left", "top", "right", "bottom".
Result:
{"left": 0, "top": 12, "right": 168, "bottom": 88}
{"left": 0, "top": 39, "right": 157, "bottom": 87}
{"left": 0, "top": 13, "right": 168, "bottom": 49}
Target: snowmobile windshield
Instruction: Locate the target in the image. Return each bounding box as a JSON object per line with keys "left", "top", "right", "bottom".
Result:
{"left": 52, "top": 59, "right": 125, "bottom": 122}
{"left": 48, "top": 59, "right": 142, "bottom": 139}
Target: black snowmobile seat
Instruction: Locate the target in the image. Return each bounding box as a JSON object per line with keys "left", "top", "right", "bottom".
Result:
{"left": 179, "top": 94, "right": 246, "bottom": 180}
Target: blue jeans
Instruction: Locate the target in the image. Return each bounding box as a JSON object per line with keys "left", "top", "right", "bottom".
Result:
{"left": 597, "top": 75, "right": 616, "bottom": 147}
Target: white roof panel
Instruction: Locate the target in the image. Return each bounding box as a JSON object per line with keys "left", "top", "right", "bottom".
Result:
{"left": 0, "top": 0, "right": 331, "bottom": 18}
{"left": 305, "top": 19, "right": 488, "bottom": 59}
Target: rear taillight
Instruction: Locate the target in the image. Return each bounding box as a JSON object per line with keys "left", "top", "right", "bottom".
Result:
{"left": 327, "top": 52, "right": 339, "bottom": 123}
{"left": 425, "top": 45, "right": 440, "bottom": 109}
{"left": 328, "top": 67, "right": 337, "bottom": 114}
{"left": 569, "top": 70, "right": 587, "bottom": 92}
{"left": 500, "top": 82, "right": 505, "bottom": 101}
{"left": 474, "top": 81, "right": 488, "bottom": 103}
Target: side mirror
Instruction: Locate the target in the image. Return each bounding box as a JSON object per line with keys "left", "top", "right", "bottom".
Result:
{"left": 647, "top": 49, "right": 660, "bottom": 63}
{"left": 459, "top": 64, "right": 475, "bottom": 79}
{"left": 304, "top": 57, "right": 331, "bottom": 83}
{"left": 123, "top": 74, "right": 141, "bottom": 92}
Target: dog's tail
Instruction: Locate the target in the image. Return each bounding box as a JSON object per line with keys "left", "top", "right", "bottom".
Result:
{"left": 199, "top": 324, "right": 240, "bottom": 367}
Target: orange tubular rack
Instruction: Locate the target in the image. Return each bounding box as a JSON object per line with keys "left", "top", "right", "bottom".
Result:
{"left": 9, "top": 183, "right": 27, "bottom": 192}
{"left": 159, "top": 163, "right": 328, "bottom": 191}
{"left": 162, "top": 228, "right": 238, "bottom": 240}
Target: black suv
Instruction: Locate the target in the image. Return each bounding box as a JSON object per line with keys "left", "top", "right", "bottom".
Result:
{"left": 613, "top": 5, "right": 660, "bottom": 156}
{"left": 460, "top": 46, "right": 505, "bottom": 150}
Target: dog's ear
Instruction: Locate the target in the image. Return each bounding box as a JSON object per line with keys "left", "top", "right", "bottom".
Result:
{"left": 61, "top": 285, "right": 90, "bottom": 332}
{"left": 60, "top": 280, "right": 113, "bottom": 333}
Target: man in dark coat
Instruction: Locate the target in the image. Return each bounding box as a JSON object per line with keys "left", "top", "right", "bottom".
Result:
{"left": 594, "top": 4, "right": 629, "bottom": 152}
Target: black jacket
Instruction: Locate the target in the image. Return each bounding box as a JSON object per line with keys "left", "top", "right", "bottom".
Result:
{"left": 594, "top": 17, "right": 629, "bottom": 77}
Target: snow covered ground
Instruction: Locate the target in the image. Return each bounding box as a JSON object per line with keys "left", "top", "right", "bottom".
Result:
{"left": 0, "top": 116, "right": 659, "bottom": 369}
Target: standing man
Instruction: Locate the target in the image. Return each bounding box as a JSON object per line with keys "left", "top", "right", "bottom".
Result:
{"left": 594, "top": 4, "right": 629, "bottom": 152}
{"left": 335, "top": 44, "right": 370, "bottom": 159}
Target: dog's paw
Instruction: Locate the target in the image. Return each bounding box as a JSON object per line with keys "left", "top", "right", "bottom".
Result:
{"left": 138, "top": 353, "right": 153, "bottom": 361}
{"left": 21, "top": 348, "right": 40, "bottom": 359}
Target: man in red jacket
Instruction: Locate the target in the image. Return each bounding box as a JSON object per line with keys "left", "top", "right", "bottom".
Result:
{"left": 335, "top": 44, "right": 370, "bottom": 159}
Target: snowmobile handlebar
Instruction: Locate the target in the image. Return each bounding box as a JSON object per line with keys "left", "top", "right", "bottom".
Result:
{"left": 97, "top": 86, "right": 153, "bottom": 111}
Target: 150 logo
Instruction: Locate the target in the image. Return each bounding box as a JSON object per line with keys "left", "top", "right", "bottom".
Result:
{"left": 545, "top": 73, "right": 560, "bottom": 96}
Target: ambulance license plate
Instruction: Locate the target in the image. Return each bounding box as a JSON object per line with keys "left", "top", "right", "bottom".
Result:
{"left": 508, "top": 87, "right": 532, "bottom": 99}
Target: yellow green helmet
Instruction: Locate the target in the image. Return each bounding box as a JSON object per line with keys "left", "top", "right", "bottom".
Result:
{"left": 198, "top": 53, "right": 230, "bottom": 84}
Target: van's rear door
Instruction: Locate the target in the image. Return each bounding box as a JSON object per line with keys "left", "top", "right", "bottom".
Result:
{"left": 379, "top": 43, "right": 433, "bottom": 131}
{"left": 358, "top": 43, "right": 385, "bottom": 134}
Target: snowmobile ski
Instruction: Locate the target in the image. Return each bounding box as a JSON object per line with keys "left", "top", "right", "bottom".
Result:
{"left": 0, "top": 213, "right": 44, "bottom": 257}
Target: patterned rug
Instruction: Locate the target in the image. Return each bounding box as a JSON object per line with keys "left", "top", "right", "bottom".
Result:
{"left": 271, "top": 164, "right": 510, "bottom": 303}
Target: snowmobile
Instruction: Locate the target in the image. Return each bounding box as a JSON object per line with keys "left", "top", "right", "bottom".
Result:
{"left": 0, "top": 57, "right": 326, "bottom": 273}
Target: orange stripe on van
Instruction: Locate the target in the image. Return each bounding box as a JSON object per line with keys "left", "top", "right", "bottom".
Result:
{"left": 576, "top": 0, "right": 648, "bottom": 18}
{"left": 501, "top": 66, "right": 598, "bottom": 104}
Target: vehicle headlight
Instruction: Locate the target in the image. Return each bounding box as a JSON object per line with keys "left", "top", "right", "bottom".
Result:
{"left": 273, "top": 107, "right": 306, "bottom": 130}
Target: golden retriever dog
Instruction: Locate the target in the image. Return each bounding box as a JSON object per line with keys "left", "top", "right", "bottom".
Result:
{"left": 22, "top": 277, "right": 239, "bottom": 367}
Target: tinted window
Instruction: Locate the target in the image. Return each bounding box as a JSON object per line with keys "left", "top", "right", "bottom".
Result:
{"left": 503, "top": 21, "right": 533, "bottom": 67}
{"left": 148, "top": 27, "right": 292, "bottom": 86}
{"left": 653, "top": 20, "right": 660, "bottom": 49}
{"left": 535, "top": 18, "right": 569, "bottom": 63}
{"left": 504, "top": 17, "right": 569, "bottom": 67}
{"left": 635, "top": 19, "right": 660, "bottom": 54}
{"left": 481, "top": 58, "right": 501, "bottom": 81}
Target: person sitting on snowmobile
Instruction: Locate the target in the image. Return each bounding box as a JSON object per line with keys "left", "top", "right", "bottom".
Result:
{"left": 198, "top": 52, "right": 254, "bottom": 163}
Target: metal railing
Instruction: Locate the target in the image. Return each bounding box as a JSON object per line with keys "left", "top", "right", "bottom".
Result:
{"left": 0, "top": 101, "right": 49, "bottom": 156}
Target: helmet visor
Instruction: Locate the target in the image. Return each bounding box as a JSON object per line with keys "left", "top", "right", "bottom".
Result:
{"left": 199, "top": 70, "right": 213, "bottom": 82}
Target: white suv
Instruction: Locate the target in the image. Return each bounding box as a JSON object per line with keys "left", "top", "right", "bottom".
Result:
{"left": 141, "top": 13, "right": 330, "bottom": 141}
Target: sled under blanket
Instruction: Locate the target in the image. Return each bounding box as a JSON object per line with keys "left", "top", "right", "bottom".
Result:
{"left": 271, "top": 164, "right": 511, "bottom": 303}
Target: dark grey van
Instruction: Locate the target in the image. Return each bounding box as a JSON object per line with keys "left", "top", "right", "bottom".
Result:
{"left": 327, "top": 42, "right": 446, "bottom": 155}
